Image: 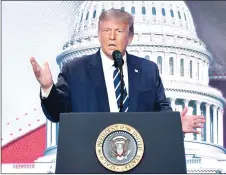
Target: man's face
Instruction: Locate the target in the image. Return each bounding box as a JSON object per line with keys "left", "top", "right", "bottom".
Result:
{"left": 98, "top": 18, "right": 134, "bottom": 59}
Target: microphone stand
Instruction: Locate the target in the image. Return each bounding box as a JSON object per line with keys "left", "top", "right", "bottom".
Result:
{"left": 118, "top": 63, "right": 124, "bottom": 112}
{"left": 112, "top": 50, "right": 124, "bottom": 112}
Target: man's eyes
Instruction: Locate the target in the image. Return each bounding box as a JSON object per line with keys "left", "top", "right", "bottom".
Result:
{"left": 103, "top": 29, "right": 124, "bottom": 33}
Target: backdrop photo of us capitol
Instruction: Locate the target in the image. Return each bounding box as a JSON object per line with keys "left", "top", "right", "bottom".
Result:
{"left": 2, "top": 0, "right": 226, "bottom": 174}
{"left": 54, "top": 1, "right": 226, "bottom": 172}
{"left": 58, "top": 0, "right": 225, "bottom": 145}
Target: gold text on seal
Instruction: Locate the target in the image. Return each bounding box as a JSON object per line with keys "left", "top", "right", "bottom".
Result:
{"left": 95, "top": 124, "right": 144, "bottom": 172}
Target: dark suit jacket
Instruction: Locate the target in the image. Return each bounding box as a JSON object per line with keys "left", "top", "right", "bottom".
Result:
{"left": 41, "top": 49, "right": 172, "bottom": 122}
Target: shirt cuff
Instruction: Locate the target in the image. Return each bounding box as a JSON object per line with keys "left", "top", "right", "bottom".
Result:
{"left": 41, "top": 84, "right": 53, "bottom": 98}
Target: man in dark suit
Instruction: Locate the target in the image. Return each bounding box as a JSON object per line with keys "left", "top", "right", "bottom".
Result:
{"left": 30, "top": 9, "right": 205, "bottom": 134}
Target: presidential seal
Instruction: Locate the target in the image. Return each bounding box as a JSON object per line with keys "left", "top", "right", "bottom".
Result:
{"left": 95, "top": 124, "right": 144, "bottom": 172}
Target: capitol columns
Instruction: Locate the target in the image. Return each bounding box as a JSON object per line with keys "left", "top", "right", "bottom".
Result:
{"left": 51, "top": 123, "right": 57, "bottom": 146}
{"left": 163, "top": 52, "right": 167, "bottom": 76}
{"left": 169, "top": 98, "right": 176, "bottom": 111}
{"left": 196, "top": 101, "right": 202, "bottom": 141}
{"left": 205, "top": 103, "right": 211, "bottom": 143}
{"left": 46, "top": 120, "right": 57, "bottom": 148}
{"left": 184, "top": 58, "right": 188, "bottom": 81}
{"left": 205, "top": 62, "right": 209, "bottom": 85}
{"left": 213, "top": 105, "right": 218, "bottom": 144}
{"left": 183, "top": 99, "right": 189, "bottom": 108}
{"left": 218, "top": 108, "right": 224, "bottom": 146}
{"left": 46, "top": 120, "right": 52, "bottom": 148}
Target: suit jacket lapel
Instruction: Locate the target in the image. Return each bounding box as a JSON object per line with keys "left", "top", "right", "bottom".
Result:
{"left": 86, "top": 50, "right": 145, "bottom": 112}
{"left": 87, "top": 49, "right": 110, "bottom": 112}
{"left": 127, "top": 53, "right": 141, "bottom": 112}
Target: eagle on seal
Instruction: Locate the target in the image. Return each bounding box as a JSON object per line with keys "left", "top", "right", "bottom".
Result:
{"left": 109, "top": 136, "right": 131, "bottom": 160}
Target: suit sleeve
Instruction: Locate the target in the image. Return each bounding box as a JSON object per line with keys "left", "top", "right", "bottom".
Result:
{"left": 40, "top": 62, "right": 72, "bottom": 123}
{"left": 154, "top": 63, "right": 173, "bottom": 112}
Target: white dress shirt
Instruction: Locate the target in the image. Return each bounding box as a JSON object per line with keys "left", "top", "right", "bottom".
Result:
{"left": 41, "top": 49, "right": 129, "bottom": 112}
{"left": 100, "top": 49, "right": 129, "bottom": 112}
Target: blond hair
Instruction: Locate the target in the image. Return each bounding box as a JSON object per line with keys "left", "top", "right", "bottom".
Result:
{"left": 98, "top": 8, "right": 134, "bottom": 36}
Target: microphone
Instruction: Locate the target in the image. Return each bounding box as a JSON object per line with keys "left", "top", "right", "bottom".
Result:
{"left": 112, "top": 50, "right": 124, "bottom": 68}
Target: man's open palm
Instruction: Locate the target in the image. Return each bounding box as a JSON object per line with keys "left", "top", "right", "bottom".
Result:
{"left": 30, "top": 57, "right": 53, "bottom": 91}
{"left": 180, "top": 107, "right": 206, "bottom": 134}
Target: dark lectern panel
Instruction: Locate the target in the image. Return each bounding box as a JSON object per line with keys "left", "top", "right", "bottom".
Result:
{"left": 55, "top": 112, "right": 186, "bottom": 174}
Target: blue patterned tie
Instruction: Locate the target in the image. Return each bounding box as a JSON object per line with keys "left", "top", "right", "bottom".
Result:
{"left": 113, "top": 68, "right": 129, "bottom": 112}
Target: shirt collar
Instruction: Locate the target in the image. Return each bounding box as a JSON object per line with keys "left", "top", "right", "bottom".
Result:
{"left": 100, "top": 48, "right": 127, "bottom": 69}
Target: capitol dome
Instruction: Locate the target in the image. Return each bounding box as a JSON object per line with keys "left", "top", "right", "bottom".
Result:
{"left": 41, "top": 1, "right": 226, "bottom": 173}
{"left": 73, "top": 1, "right": 201, "bottom": 45}
{"left": 58, "top": 1, "right": 211, "bottom": 69}
{"left": 73, "top": 1, "right": 198, "bottom": 39}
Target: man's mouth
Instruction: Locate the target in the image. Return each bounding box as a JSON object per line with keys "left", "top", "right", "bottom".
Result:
{"left": 109, "top": 44, "right": 116, "bottom": 47}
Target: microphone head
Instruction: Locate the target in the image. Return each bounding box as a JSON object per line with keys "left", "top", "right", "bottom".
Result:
{"left": 112, "top": 50, "right": 124, "bottom": 68}
{"left": 112, "top": 50, "right": 122, "bottom": 61}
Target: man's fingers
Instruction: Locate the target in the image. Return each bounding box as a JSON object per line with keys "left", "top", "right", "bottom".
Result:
{"left": 188, "top": 115, "right": 205, "bottom": 120}
{"left": 180, "top": 106, "right": 188, "bottom": 117}
{"left": 30, "top": 57, "right": 38, "bottom": 67}
{"left": 192, "top": 118, "right": 205, "bottom": 128}
{"left": 33, "top": 64, "right": 40, "bottom": 75}
{"left": 30, "top": 57, "right": 37, "bottom": 68}
{"left": 194, "top": 115, "right": 205, "bottom": 119}
{"left": 191, "top": 116, "right": 206, "bottom": 127}
{"left": 192, "top": 123, "right": 204, "bottom": 128}
{"left": 30, "top": 57, "right": 41, "bottom": 77}
{"left": 30, "top": 57, "right": 35, "bottom": 63}
{"left": 193, "top": 118, "right": 206, "bottom": 124}
{"left": 44, "top": 61, "right": 50, "bottom": 71}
